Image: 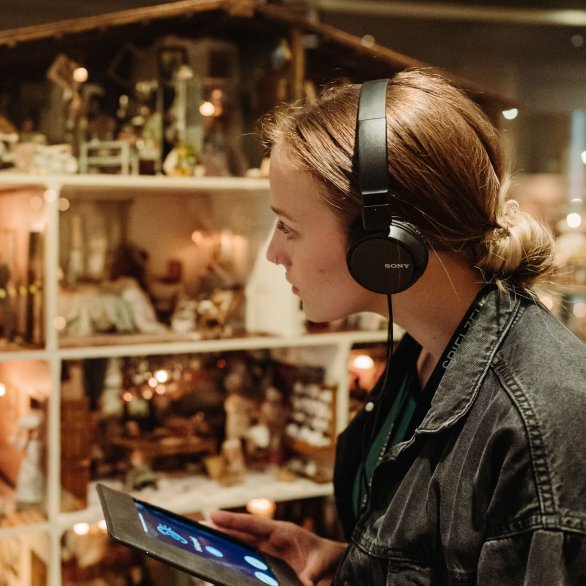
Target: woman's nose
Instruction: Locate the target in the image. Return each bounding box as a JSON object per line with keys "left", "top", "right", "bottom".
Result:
{"left": 266, "top": 229, "right": 286, "bottom": 266}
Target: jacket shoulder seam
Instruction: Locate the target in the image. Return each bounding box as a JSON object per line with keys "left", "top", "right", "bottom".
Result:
{"left": 486, "top": 512, "right": 586, "bottom": 541}
{"left": 483, "top": 360, "right": 558, "bottom": 516}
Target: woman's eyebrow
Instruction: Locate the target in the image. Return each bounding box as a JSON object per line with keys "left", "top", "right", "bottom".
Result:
{"left": 270, "top": 206, "right": 295, "bottom": 221}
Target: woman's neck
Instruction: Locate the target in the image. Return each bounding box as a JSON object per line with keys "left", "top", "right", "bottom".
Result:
{"left": 392, "top": 252, "right": 484, "bottom": 379}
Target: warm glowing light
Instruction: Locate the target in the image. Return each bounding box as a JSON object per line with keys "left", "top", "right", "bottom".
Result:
{"left": 142, "top": 389, "right": 154, "bottom": 400}
{"left": 155, "top": 369, "right": 170, "bottom": 383}
{"left": 54, "top": 316, "right": 67, "bottom": 331}
{"left": 0, "top": 384, "right": 5, "bottom": 397}
{"left": 176, "top": 65, "right": 194, "bottom": 81}
{"left": 73, "top": 523, "right": 90, "bottom": 536}
{"left": 573, "top": 302, "right": 586, "bottom": 319}
{"left": 43, "top": 189, "right": 57, "bottom": 202}
{"left": 246, "top": 498, "right": 276, "bottom": 519}
{"left": 581, "top": 150, "right": 586, "bottom": 165}
{"left": 98, "top": 520, "right": 107, "bottom": 532}
{"left": 199, "top": 101, "right": 216, "bottom": 117}
{"left": 148, "top": 376, "right": 158, "bottom": 388}
{"left": 361, "top": 34, "right": 376, "bottom": 48}
{"left": 58, "top": 197, "right": 70, "bottom": 211}
{"left": 352, "top": 354, "right": 375, "bottom": 371}
{"left": 567, "top": 212, "right": 582, "bottom": 229}
{"left": 72, "top": 67, "right": 88, "bottom": 83}
{"left": 191, "top": 230, "right": 205, "bottom": 245}
{"left": 122, "top": 391, "right": 134, "bottom": 402}
{"left": 502, "top": 108, "right": 518, "bottom": 120}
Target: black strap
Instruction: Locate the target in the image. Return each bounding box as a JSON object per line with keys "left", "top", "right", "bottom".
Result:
{"left": 357, "top": 79, "right": 391, "bottom": 232}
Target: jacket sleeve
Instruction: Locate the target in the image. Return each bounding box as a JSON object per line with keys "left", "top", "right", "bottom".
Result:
{"left": 477, "top": 529, "right": 586, "bottom": 585}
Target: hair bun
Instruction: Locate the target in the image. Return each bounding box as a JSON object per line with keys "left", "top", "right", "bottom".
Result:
{"left": 475, "top": 199, "right": 554, "bottom": 289}
{"left": 499, "top": 199, "right": 520, "bottom": 229}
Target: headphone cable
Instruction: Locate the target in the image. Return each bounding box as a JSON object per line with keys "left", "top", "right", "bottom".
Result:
{"left": 358, "top": 293, "right": 394, "bottom": 513}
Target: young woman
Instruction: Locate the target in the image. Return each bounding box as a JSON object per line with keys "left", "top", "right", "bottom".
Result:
{"left": 211, "top": 70, "right": 586, "bottom": 585}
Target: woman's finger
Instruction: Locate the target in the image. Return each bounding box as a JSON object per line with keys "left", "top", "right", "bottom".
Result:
{"left": 207, "top": 523, "right": 264, "bottom": 548}
{"left": 209, "top": 510, "right": 276, "bottom": 538}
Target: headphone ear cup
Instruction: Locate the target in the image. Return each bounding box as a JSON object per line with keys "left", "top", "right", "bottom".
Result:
{"left": 346, "top": 219, "right": 428, "bottom": 294}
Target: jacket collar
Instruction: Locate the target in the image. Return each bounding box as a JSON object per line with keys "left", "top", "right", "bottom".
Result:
{"left": 415, "top": 286, "right": 524, "bottom": 434}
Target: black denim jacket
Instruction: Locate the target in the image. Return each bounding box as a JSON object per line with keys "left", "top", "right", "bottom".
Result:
{"left": 333, "top": 287, "right": 586, "bottom": 585}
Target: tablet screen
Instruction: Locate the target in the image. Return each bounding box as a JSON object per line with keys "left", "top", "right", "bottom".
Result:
{"left": 135, "top": 500, "right": 281, "bottom": 586}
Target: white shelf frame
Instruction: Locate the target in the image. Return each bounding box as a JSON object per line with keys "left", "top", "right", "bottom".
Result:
{"left": 0, "top": 173, "right": 389, "bottom": 586}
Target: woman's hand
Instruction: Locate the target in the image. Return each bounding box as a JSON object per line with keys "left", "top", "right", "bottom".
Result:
{"left": 209, "top": 510, "right": 347, "bottom": 586}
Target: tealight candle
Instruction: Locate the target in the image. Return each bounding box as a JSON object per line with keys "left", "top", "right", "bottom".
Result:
{"left": 246, "top": 498, "right": 276, "bottom": 519}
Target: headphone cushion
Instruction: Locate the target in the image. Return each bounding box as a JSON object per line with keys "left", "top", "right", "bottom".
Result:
{"left": 346, "top": 220, "right": 428, "bottom": 294}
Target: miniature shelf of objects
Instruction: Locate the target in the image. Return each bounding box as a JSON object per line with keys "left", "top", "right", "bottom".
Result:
{"left": 0, "top": 172, "right": 271, "bottom": 193}
{"left": 0, "top": 471, "right": 333, "bottom": 537}
{"left": 0, "top": 330, "right": 390, "bottom": 363}
{"left": 58, "top": 472, "right": 334, "bottom": 531}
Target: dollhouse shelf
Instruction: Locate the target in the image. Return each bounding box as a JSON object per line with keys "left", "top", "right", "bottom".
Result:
{"left": 0, "top": 473, "right": 333, "bottom": 538}
{"left": 0, "top": 330, "right": 389, "bottom": 362}
{"left": 59, "top": 329, "right": 389, "bottom": 359}
{"left": 59, "top": 472, "right": 334, "bottom": 530}
{"left": 0, "top": 170, "right": 390, "bottom": 547}
{"left": 0, "top": 172, "right": 270, "bottom": 193}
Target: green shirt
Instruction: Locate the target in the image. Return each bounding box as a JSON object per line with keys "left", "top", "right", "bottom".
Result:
{"left": 352, "top": 359, "right": 421, "bottom": 516}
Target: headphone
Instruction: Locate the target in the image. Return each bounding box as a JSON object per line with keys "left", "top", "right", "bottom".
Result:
{"left": 346, "top": 79, "right": 429, "bottom": 295}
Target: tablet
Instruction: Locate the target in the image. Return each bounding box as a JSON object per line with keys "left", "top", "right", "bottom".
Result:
{"left": 96, "top": 484, "right": 302, "bottom": 586}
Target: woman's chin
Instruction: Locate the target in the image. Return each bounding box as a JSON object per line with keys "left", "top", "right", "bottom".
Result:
{"left": 302, "top": 305, "right": 344, "bottom": 326}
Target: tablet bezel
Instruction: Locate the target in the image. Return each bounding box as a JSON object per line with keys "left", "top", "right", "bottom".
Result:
{"left": 97, "top": 483, "right": 302, "bottom": 586}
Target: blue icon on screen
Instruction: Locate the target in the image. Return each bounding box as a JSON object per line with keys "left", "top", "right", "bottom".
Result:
{"left": 205, "top": 546, "right": 224, "bottom": 558}
{"left": 244, "top": 556, "right": 269, "bottom": 571}
{"left": 254, "top": 572, "right": 279, "bottom": 585}
{"left": 157, "top": 523, "right": 188, "bottom": 545}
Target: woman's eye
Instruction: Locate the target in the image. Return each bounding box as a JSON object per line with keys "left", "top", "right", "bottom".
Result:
{"left": 276, "top": 220, "right": 294, "bottom": 238}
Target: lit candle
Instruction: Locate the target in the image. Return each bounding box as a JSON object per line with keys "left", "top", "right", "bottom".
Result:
{"left": 246, "top": 498, "right": 276, "bottom": 519}
{"left": 351, "top": 354, "right": 375, "bottom": 388}
{"left": 73, "top": 522, "right": 90, "bottom": 536}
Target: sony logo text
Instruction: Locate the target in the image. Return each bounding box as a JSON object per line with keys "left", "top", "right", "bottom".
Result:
{"left": 385, "top": 263, "right": 410, "bottom": 269}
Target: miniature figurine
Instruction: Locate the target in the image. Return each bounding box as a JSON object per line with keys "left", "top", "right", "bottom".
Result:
{"left": 103, "top": 243, "right": 167, "bottom": 334}
{"left": 10, "top": 397, "right": 45, "bottom": 510}
{"left": 246, "top": 386, "right": 289, "bottom": 466}
{"left": 223, "top": 359, "right": 256, "bottom": 441}
{"left": 125, "top": 449, "right": 158, "bottom": 492}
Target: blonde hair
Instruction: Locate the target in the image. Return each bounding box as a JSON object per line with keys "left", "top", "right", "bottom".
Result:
{"left": 261, "top": 69, "right": 554, "bottom": 291}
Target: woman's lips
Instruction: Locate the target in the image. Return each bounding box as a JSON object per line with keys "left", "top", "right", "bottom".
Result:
{"left": 286, "top": 275, "right": 299, "bottom": 295}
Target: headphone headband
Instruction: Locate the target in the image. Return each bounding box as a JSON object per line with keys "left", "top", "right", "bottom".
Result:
{"left": 357, "top": 79, "right": 391, "bottom": 232}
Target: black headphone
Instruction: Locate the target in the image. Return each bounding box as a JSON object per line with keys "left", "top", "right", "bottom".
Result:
{"left": 346, "top": 79, "right": 429, "bottom": 295}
